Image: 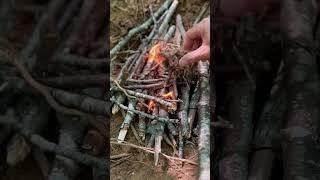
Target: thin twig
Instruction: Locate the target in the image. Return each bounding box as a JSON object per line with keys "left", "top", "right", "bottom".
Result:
{"left": 110, "top": 140, "right": 197, "bottom": 165}
{"left": 112, "top": 79, "right": 136, "bottom": 99}
{"left": 124, "top": 82, "right": 166, "bottom": 89}
{"left": 193, "top": 2, "right": 209, "bottom": 25}
{"left": 110, "top": 153, "right": 130, "bottom": 160}
{"left": 110, "top": 0, "right": 173, "bottom": 57}
{"left": 111, "top": 98, "right": 178, "bottom": 123}
{"left": 130, "top": 124, "right": 143, "bottom": 145}
{"left": 112, "top": 86, "right": 174, "bottom": 108}
{"left": 127, "top": 78, "right": 166, "bottom": 83}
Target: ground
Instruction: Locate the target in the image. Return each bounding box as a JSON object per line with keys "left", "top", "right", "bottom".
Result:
{"left": 110, "top": 0, "right": 207, "bottom": 179}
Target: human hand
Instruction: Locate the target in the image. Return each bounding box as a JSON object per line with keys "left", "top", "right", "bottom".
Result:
{"left": 179, "top": 17, "right": 210, "bottom": 67}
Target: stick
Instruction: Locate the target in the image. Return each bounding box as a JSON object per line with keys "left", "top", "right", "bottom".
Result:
{"left": 127, "top": 78, "right": 166, "bottom": 83}
{"left": 124, "top": 82, "right": 166, "bottom": 89}
{"left": 111, "top": 140, "right": 197, "bottom": 165}
{"left": 163, "top": 133, "right": 178, "bottom": 156}
{"left": 111, "top": 98, "right": 178, "bottom": 123}
{"left": 178, "top": 84, "right": 190, "bottom": 137}
{"left": 219, "top": 80, "right": 255, "bottom": 180}
{"left": 112, "top": 86, "right": 175, "bottom": 108}
{"left": 280, "top": 0, "right": 320, "bottom": 179}
{"left": 117, "top": 98, "right": 137, "bottom": 142}
{"left": 197, "top": 61, "right": 211, "bottom": 180}
{"left": 193, "top": 2, "right": 209, "bottom": 25}
{"left": 0, "top": 111, "right": 106, "bottom": 168}
{"left": 187, "top": 81, "right": 200, "bottom": 138}
{"left": 174, "top": 16, "right": 182, "bottom": 45}
{"left": 249, "top": 62, "right": 286, "bottom": 180}
{"left": 39, "top": 74, "right": 107, "bottom": 88}
{"left": 48, "top": 112, "right": 87, "bottom": 180}
{"left": 51, "top": 88, "right": 109, "bottom": 116}
{"left": 178, "top": 127, "right": 184, "bottom": 159}
{"left": 111, "top": 153, "right": 130, "bottom": 160}
{"left": 176, "top": 14, "right": 186, "bottom": 37}
{"left": 130, "top": 124, "right": 143, "bottom": 145}
{"left": 164, "top": 25, "right": 176, "bottom": 41}
{"left": 6, "top": 96, "right": 49, "bottom": 166}
{"left": 53, "top": 53, "right": 107, "bottom": 69}
{"left": 154, "top": 74, "right": 170, "bottom": 165}
{"left": 153, "top": 0, "right": 179, "bottom": 40}
{"left": 110, "top": 0, "right": 173, "bottom": 57}
{"left": 21, "top": 0, "right": 67, "bottom": 69}
{"left": 0, "top": 51, "right": 107, "bottom": 116}
{"left": 111, "top": 54, "right": 137, "bottom": 115}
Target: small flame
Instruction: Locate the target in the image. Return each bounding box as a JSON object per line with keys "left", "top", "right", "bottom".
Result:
{"left": 162, "top": 92, "right": 174, "bottom": 100}
{"left": 147, "top": 43, "right": 165, "bottom": 63}
{"left": 148, "top": 100, "right": 156, "bottom": 112}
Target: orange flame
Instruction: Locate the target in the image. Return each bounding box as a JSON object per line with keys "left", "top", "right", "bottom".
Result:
{"left": 148, "top": 100, "right": 156, "bottom": 112}
{"left": 147, "top": 43, "right": 165, "bottom": 63}
{"left": 162, "top": 92, "right": 174, "bottom": 100}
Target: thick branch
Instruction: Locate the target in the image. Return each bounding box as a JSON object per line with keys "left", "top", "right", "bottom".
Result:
{"left": 0, "top": 111, "right": 106, "bottom": 169}
{"left": 280, "top": 0, "right": 320, "bottom": 179}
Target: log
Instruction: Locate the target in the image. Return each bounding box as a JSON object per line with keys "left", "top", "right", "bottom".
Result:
{"left": 48, "top": 113, "right": 87, "bottom": 180}
{"left": 249, "top": 62, "right": 286, "bottom": 180}
{"left": 51, "top": 88, "right": 109, "bottom": 116}
{"left": 63, "top": 0, "right": 96, "bottom": 54}
{"left": 280, "top": 0, "right": 320, "bottom": 179}
{"left": 0, "top": 110, "right": 106, "bottom": 168}
{"left": 6, "top": 95, "right": 50, "bottom": 166}
{"left": 21, "top": 0, "right": 68, "bottom": 70}
{"left": 53, "top": 53, "right": 107, "bottom": 69}
{"left": 219, "top": 80, "right": 255, "bottom": 180}
{"left": 39, "top": 74, "right": 107, "bottom": 88}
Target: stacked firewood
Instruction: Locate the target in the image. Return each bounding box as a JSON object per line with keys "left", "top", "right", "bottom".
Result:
{"left": 110, "top": 0, "right": 210, "bottom": 178}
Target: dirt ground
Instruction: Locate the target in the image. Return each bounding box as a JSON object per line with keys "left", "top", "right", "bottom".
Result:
{"left": 110, "top": 0, "right": 208, "bottom": 179}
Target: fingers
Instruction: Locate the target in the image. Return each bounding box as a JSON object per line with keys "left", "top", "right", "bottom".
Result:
{"left": 179, "top": 45, "right": 210, "bottom": 67}
{"left": 183, "top": 26, "right": 202, "bottom": 51}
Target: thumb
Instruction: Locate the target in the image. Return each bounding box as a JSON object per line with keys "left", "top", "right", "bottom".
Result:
{"left": 179, "top": 45, "right": 209, "bottom": 67}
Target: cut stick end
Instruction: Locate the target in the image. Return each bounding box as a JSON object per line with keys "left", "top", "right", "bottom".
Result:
{"left": 154, "top": 135, "right": 162, "bottom": 166}
{"left": 117, "top": 129, "right": 128, "bottom": 143}
{"left": 112, "top": 104, "right": 120, "bottom": 115}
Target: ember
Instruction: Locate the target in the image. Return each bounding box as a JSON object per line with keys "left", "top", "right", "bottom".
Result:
{"left": 148, "top": 100, "right": 156, "bottom": 112}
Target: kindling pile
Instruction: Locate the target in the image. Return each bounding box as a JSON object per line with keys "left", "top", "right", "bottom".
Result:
{"left": 110, "top": 0, "right": 210, "bottom": 178}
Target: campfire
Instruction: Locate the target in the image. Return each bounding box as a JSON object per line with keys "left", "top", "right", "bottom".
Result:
{"left": 110, "top": 0, "right": 210, "bottom": 178}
